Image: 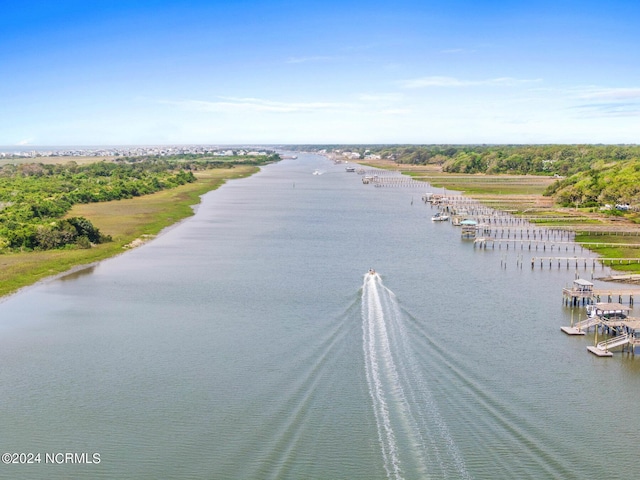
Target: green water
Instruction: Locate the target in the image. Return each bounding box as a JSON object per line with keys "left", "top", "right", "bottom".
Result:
{"left": 1, "top": 153, "right": 639, "bottom": 479}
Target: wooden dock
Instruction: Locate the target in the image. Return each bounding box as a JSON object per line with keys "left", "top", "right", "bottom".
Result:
{"left": 360, "top": 173, "right": 425, "bottom": 188}
{"left": 562, "top": 304, "right": 640, "bottom": 357}
{"left": 474, "top": 237, "right": 640, "bottom": 251}
{"left": 561, "top": 315, "right": 600, "bottom": 335}
{"left": 562, "top": 288, "right": 638, "bottom": 305}
{"left": 587, "top": 346, "right": 614, "bottom": 357}
{"left": 586, "top": 325, "right": 640, "bottom": 357}
{"left": 592, "top": 289, "right": 638, "bottom": 304}
{"left": 561, "top": 326, "right": 586, "bottom": 335}
{"left": 533, "top": 256, "right": 640, "bottom": 269}
{"left": 562, "top": 280, "right": 638, "bottom": 305}
{"left": 561, "top": 304, "right": 629, "bottom": 334}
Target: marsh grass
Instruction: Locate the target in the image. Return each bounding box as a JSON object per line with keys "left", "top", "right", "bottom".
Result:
{"left": 0, "top": 166, "right": 257, "bottom": 298}
{"left": 405, "top": 172, "right": 555, "bottom": 196}
{"left": 569, "top": 233, "right": 640, "bottom": 273}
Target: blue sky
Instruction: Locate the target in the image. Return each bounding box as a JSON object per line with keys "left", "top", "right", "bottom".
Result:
{"left": 1, "top": 0, "right": 639, "bottom": 145}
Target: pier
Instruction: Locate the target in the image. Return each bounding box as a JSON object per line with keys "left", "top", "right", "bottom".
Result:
{"left": 359, "top": 170, "right": 425, "bottom": 188}
{"left": 409, "top": 184, "right": 640, "bottom": 360}
{"left": 474, "top": 238, "right": 585, "bottom": 252}
{"left": 532, "top": 257, "right": 640, "bottom": 269}
{"left": 561, "top": 303, "right": 640, "bottom": 357}
{"left": 562, "top": 279, "right": 637, "bottom": 305}
{"left": 562, "top": 279, "right": 595, "bottom": 306}
{"left": 586, "top": 320, "right": 640, "bottom": 357}
{"left": 473, "top": 237, "right": 640, "bottom": 252}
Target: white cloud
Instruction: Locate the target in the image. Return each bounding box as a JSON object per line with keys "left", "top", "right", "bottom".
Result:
{"left": 400, "top": 76, "right": 542, "bottom": 89}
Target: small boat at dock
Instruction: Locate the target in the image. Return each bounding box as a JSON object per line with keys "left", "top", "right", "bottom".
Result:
{"left": 431, "top": 212, "right": 450, "bottom": 222}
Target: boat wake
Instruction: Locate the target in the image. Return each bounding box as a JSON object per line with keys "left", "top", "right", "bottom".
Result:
{"left": 361, "top": 272, "right": 472, "bottom": 480}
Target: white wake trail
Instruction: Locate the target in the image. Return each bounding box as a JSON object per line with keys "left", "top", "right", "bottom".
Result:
{"left": 361, "top": 272, "right": 472, "bottom": 480}
{"left": 362, "top": 272, "right": 404, "bottom": 479}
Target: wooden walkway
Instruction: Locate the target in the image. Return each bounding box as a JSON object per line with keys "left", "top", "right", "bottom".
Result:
{"left": 475, "top": 237, "right": 640, "bottom": 249}
{"left": 562, "top": 288, "right": 638, "bottom": 305}
{"left": 533, "top": 257, "right": 640, "bottom": 269}
{"left": 587, "top": 329, "right": 640, "bottom": 357}
{"left": 592, "top": 289, "right": 638, "bottom": 303}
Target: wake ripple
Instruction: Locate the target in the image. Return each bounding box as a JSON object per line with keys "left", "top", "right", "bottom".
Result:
{"left": 362, "top": 273, "right": 472, "bottom": 480}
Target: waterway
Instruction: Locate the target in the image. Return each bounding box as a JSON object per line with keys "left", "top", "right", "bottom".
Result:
{"left": 1, "top": 153, "right": 639, "bottom": 479}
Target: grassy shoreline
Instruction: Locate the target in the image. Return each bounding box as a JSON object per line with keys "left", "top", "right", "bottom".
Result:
{"left": 0, "top": 166, "right": 258, "bottom": 299}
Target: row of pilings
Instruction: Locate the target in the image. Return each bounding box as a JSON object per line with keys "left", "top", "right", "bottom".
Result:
{"left": 360, "top": 174, "right": 637, "bottom": 292}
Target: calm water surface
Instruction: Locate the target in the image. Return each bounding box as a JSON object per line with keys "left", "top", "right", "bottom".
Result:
{"left": 1, "top": 154, "right": 639, "bottom": 479}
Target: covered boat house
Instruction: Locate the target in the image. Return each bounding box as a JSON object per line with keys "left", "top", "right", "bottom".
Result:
{"left": 562, "top": 278, "right": 594, "bottom": 306}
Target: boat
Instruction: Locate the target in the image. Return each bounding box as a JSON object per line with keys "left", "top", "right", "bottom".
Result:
{"left": 586, "top": 303, "right": 630, "bottom": 320}
{"left": 368, "top": 268, "right": 376, "bottom": 275}
{"left": 345, "top": 166, "right": 356, "bottom": 172}
{"left": 312, "top": 169, "right": 321, "bottom": 175}
{"left": 431, "top": 212, "right": 450, "bottom": 222}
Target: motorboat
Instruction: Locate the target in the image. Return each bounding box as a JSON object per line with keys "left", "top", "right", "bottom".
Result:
{"left": 587, "top": 303, "right": 630, "bottom": 320}
{"left": 368, "top": 268, "right": 376, "bottom": 275}
{"left": 431, "top": 212, "right": 450, "bottom": 222}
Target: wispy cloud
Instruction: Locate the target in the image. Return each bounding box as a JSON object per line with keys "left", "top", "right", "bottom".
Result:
{"left": 159, "top": 94, "right": 412, "bottom": 116}
{"left": 160, "top": 97, "right": 351, "bottom": 114}
{"left": 567, "top": 85, "right": 640, "bottom": 117}
{"left": 571, "top": 102, "right": 640, "bottom": 118}
{"left": 400, "top": 76, "right": 542, "bottom": 89}
{"left": 575, "top": 87, "right": 640, "bottom": 101}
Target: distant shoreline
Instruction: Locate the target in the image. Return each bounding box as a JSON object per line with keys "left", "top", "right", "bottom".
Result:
{"left": 0, "top": 165, "right": 260, "bottom": 300}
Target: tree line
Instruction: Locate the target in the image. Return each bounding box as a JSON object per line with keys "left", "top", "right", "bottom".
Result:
{"left": 371, "top": 145, "right": 640, "bottom": 208}
{"left": 0, "top": 154, "right": 277, "bottom": 252}
{"left": 296, "top": 145, "right": 640, "bottom": 209}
